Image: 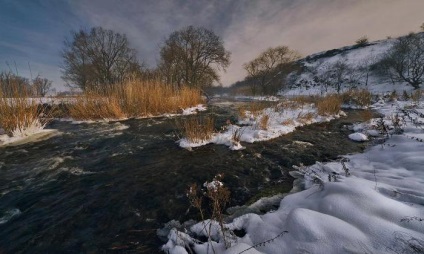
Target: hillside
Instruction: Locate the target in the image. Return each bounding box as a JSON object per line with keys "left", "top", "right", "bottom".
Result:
{"left": 282, "top": 33, "right": 423, "bottom": 96}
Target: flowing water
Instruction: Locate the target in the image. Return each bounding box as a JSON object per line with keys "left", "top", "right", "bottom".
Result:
{"left": 0, "top": 100, "right": 370, "bottom": 253}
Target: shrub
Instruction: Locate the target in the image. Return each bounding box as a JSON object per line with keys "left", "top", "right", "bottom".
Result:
{"left": 355, "top": 36, "right": 369, "bottom": 46}
{"left": 341, "top": 89, "right": 372, "bottom": 107}
{"left": 411, "top": 89, "right": 422, "bottom": 103}
{"left": 359, "top": 109, "right": 373, "bottom": 122}
{"left": 176, "top": 115, "right": 214, "bottom": 143}
{"left": 316, "top": 94, "right": 342, "bottom": 115}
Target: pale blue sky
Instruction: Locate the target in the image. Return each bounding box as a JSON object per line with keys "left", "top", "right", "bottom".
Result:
{"left": 1, "top": 0, "right": 423, "bottom": 90}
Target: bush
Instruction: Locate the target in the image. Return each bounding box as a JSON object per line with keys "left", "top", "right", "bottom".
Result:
{"left": 355, "top": 36, "right": 369, "bottom": 46}
{"left": 341, "top": 89, "right": 372, "bottom": 107}
{"left": 316, "top": 94, "right": 342, "bottom": 115}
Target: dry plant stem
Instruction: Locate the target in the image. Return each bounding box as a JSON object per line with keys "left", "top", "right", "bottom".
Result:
{"left": 0, "top": 86, "right": 50, "bottom": 136}
{"left": 316, "top": 94, "right": 342, "bottom": 115}
{"left": 176, "top": 116, "right": 214, "bottom": 143}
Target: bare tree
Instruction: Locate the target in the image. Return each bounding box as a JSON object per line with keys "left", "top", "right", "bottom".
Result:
{"left": 158, "top": 26, "right": 230, "bottom": 89}
{"left": 32, "top": 76, "right": 52, "bottom": 97}
{"left": 243, "top": 46, "right": 301, "bottom": 95}
{"left": 378, "top": 33, "right": 424, "bottom": 89}
{"left": 61, "top": 27, "right": 141, "bottom": 92}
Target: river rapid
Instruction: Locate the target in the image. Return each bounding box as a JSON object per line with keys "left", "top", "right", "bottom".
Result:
{"left": 0, "top": 99, "right": 369, "bottom": 253}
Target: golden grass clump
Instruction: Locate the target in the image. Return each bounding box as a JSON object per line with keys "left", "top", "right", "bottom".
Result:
{"left": 281, "top": 119, "right": 295, "bottom": 126}
{"left": 316, "top": 94, "right": 342, "bottom": 116}
{"left": 341, "top": 89, "right": 372, "bottom": 107}
{"left": 259, "top": 114, "right": 270, "bottom": 130}
{"left": 0, "top": 87, "right": 45, "bottom": 136}
{"left": 297, "top": 112, "right": 316, "bottom": 124}
{"left": 359, "top": 109, "right": 374, "bottom": 122}
{"left": 176, "top": 115, "right": 215, "bottom": 143}
{"left": 411, "top": 89, "right": 422, "bottom": 103}
{"left": 69, "top": 79, "right": 204, "bottom": 120}
{"left": 281, "top": 95, "right": 317, "bottom": 110}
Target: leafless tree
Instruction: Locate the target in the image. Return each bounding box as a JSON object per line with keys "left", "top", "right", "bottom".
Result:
{"left": 32, "top": 76, "right": 52, "bottom": 97}
{"left": 243, "top": 46, "right": 301, "bottom": 95}
{"left": 158, "top": 26, "right": 230, "bottom": 89}
{"left": 61, "top": 27, "right": 141, "bottom": 92}
{"left": 378, "top": 33, "right": 424, "bottom": 89}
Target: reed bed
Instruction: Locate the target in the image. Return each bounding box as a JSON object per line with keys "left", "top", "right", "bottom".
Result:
{"left": 69, "top": 80, "right": 204, "bottom": 120}
{"left": 0, "top": 87, "right": 46, "bottom": 136}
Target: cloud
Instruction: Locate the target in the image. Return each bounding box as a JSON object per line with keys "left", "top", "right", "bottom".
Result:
{"left": 70, "top": 0, "right": 424, "bottom": 86}
{"left": 2, "top": 0, "right": 424, "bottom": 90}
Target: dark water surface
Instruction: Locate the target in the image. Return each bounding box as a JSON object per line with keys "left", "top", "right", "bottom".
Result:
{"left": 0, "top": 101, "right": 369, "bottom": 253}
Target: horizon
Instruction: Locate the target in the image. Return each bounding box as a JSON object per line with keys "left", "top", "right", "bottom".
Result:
{"left": 1, "top": 0, "right": 423, "bottom": 91}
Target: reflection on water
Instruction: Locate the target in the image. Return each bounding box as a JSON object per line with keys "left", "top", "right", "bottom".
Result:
{"left": 0, "top": 101, "right": 368, "bottom": 253}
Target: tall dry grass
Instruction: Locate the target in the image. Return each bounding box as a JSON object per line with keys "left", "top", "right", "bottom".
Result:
{"left": 176, "top": 115, "right": 215, "bottom": 143}
{"left": 69, "top": 79, "right": 204, "bottom": 120}
{"left": 0, "top": 86, "right": 46, "bottom": 136}
{"left": 341, "top": 89, "right": 372, "bottom": 107}
{"left": 316, "top": 94, "right": 343, "bottom": 115}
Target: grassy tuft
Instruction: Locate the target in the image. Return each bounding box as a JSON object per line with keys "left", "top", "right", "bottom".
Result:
{"left": 177, "top": 115, "right": 215, "bottom": 143}
{"left": 259, "top": 114, "right": 270, "bottom": 130}
{"left": 341, "top": 89, "right": 372, "bottom": 107}
{"left": 316, "top": 94, "right": 342, "bottom": 115}
{"left": 0, "top": 86, "right": 48, "bottom": 136}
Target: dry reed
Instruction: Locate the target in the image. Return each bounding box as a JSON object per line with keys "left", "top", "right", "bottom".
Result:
{"left": 259, "top": 114, "right": 270, "bottom": 130}
{"left": 316, "top": 94, "right": 342, "bottom": 115}
{"left": 341, "top": 89, "right": 372, "bottom": 107}
{"left": 0, "top": 86, "right": 47, "bottom": 136}
{"left": 176, "top": 115, "right": 215, "bottom": 143}
{"left": 69, "top": 79, "right": 204, "bottom": 120}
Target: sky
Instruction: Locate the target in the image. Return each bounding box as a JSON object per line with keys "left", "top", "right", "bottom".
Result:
{"left": 1, "top": 0, "right": 423, "bottom": 91}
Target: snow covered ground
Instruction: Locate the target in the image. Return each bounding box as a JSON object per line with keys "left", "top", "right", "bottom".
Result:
{"left": 280, "top": 36, "right": 419, "bottom": 97}
{"left": 0, "top": 119, "right": 59, "bottom": 147}
{"left": 162, "top": 99, "right": 424, "bottom": 254}
{"left": 178, "top": 102, "right": 345, "bottom": 150}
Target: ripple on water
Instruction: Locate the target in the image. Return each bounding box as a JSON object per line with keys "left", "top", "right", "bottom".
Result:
{"left": 0, "top": 208, "right": 21, "bottom": 224}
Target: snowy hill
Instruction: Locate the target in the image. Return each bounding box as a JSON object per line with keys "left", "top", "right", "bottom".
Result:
{"left": 282, "top": 33, "right": 422, "bottom": 96}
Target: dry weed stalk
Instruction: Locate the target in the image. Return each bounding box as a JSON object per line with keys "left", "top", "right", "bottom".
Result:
{"left": 359, "top": 109, "right": 373, "bottom": 122}
{"left": 297, "top": 112, "right": 315, "bottom": 124}
{"left": 259, "top": 114, "right": 270, "bottom": 130}
{"left": 316, "top": 94, "right": 342, "bottom": 115}
{"left": 177, "top": 115, "right": 215, "bottom": 143}
{"left": 341, "top": 89, "right": 372, "bottom": 107}
{"left": 0, "top": 86, "right": 49, "bottom": 136}
{"left": 411, "top": 89, "right": 422, "bottom": 104}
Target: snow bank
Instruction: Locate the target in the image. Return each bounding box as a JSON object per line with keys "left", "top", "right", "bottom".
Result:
{"left": 348, "top": 132, "right": 368, "bottom": 141}
{"left": 163, "top": 100, "right": 424, "bottom": 254}
{"left": 178, "top": 103, "right": 343, "bottom": 150}
{"left": 0, "top": 119, "right": 58, "bottom": 147}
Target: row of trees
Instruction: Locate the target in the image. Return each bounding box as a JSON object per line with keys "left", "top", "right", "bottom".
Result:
{"left": 62, "top": 26, "right": 231, "bottom": 92}
{"left": 0, "top": 72, "right": 52, "bottom": 97}
{"left": 60, "top": 25, "right": 424, "bottom": 96}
